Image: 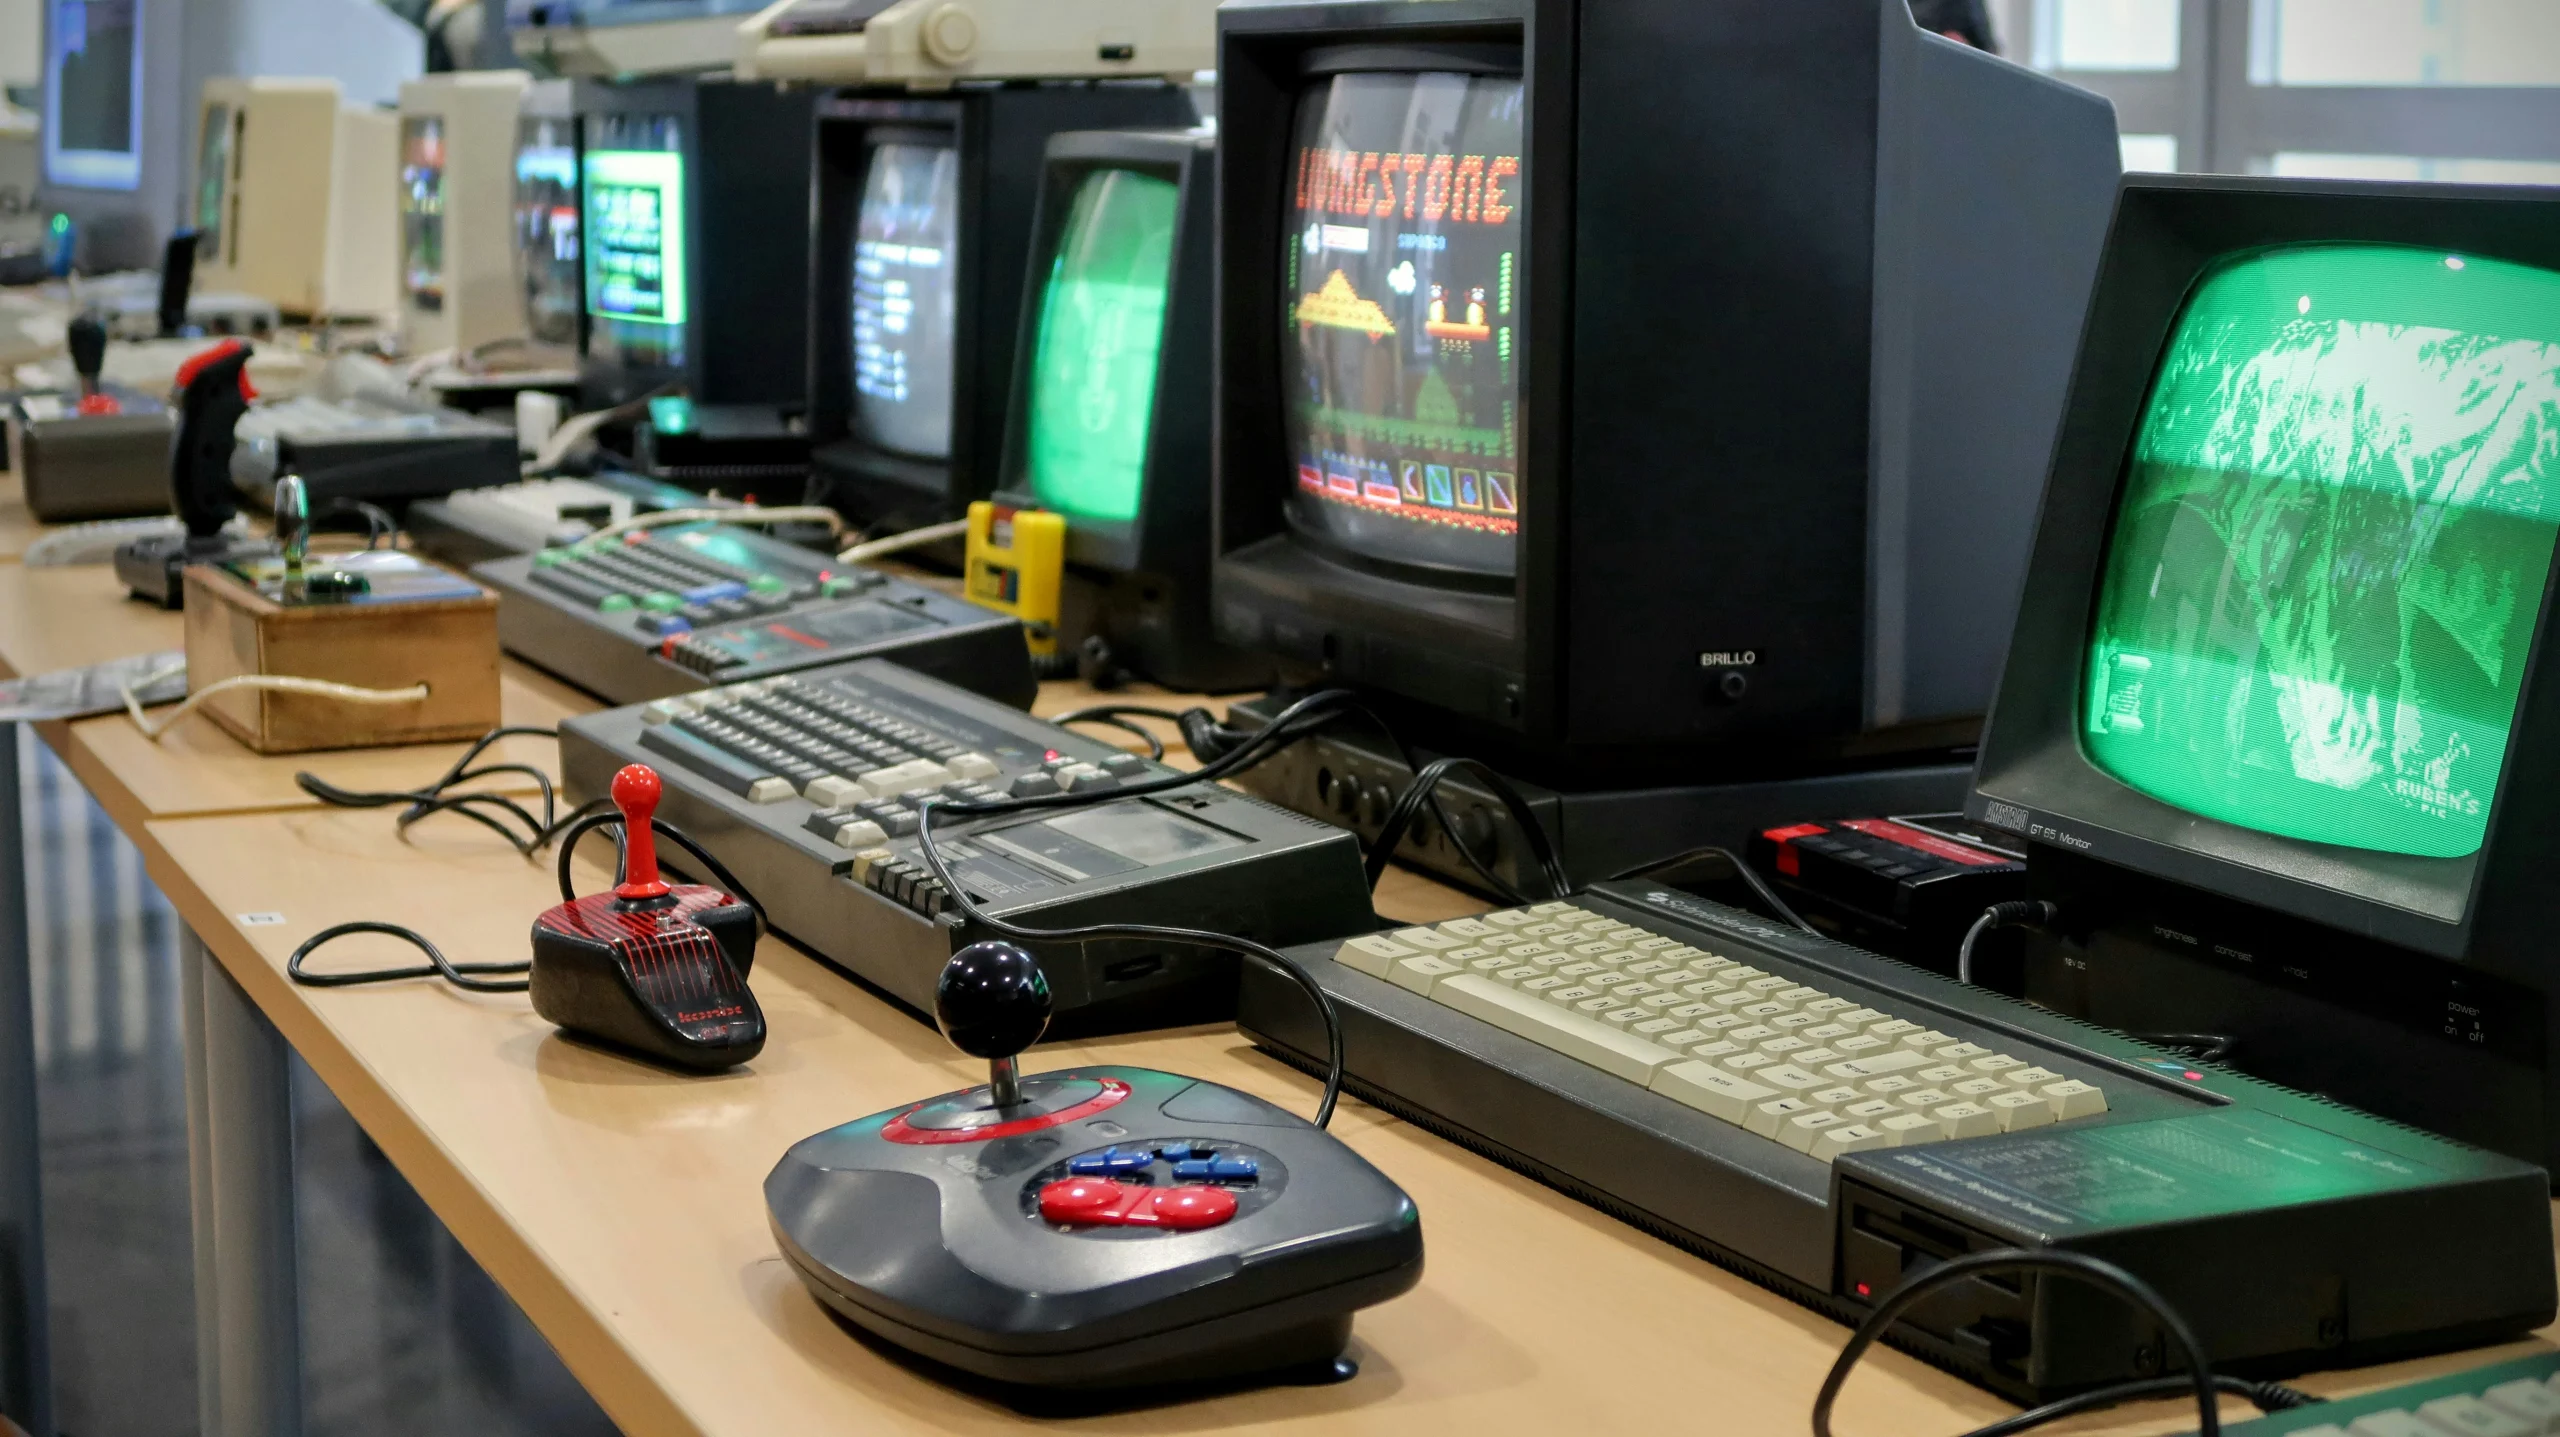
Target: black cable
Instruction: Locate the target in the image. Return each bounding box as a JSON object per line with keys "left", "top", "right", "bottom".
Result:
{"left": 1367, "top": 754, "right": 1570, "bottom": 901}
{"left": 288, "top": 921, "right": 529, "bottom": 993}
{"left": 551, "top": 809, "right": 769, "bottom": 937}
{"left": 1964, "top": 1375, "right": 2318, "bottom": 1437}
{"left": 1812, "top": 1249, "right": 2221, "bottom": 1437}
{"left": 1045, "top": 707, "right": 1169, "bottom": 761}
{"left": 320, "top": 497, "right": 395, "bottom": 549}
{"left": 294, "top": 726, "right": 568, "bottom": 855}
{"left": 1607, "top": 845, "right": 1818, "bottom": 936}
{"left": 1960, "top": 899, "right": 2058, "bottom": 986}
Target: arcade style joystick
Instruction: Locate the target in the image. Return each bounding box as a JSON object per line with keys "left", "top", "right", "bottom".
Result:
{"left": 112, "top": 339, "right": 277, "bottom": 606}
{"left": 530, "top": 763, "right": 766, "bottom": 1071}
{"left": 765, "top": 941, "right": 1424, "bottom": 1394}
{"left": 67, "top": 310, "right": 119, "bottom": 416}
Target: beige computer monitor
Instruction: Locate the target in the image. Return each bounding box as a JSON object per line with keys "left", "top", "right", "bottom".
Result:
{"left": 192, "top": 77, "right": 398, "bottom": 322}
{"left": 396, "top": 70, "right": 533, "bottom": 356}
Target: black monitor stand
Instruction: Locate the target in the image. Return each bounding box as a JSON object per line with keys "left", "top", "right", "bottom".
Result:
{"left": 1223, "top": 692, "right": 1974, "bottom": 897}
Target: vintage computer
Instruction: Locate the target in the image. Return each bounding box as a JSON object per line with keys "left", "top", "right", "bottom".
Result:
{"left": 984, "top": 126, "right": 1271, "bottom": 691}
{"left": 192, "top": 77, "right": 398, "bottom": 320}
{"left": 1208, "top": 0, "right": 2123, "bottom": 891}
{"left": 513, "top": 79, "right": 584, "bottom": 372}
{"left": 576, "top": 74, "right": 816, "bottom": 484}
{"left": 1966, "top": 173, "right": 2560, "bottom": 1169}
{"left": 398, "top": 70, "right": 535, "bottom": 358}
{"left": 801, "top": 81, "right": 1197, "bottom": 534}
{"left": 509, "top": 0, "right": 768, "bottom": 77}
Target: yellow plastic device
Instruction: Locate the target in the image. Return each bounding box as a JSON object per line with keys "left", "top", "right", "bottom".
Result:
{"left": 965, "top": 501, "right": 1068, "bottom": 659}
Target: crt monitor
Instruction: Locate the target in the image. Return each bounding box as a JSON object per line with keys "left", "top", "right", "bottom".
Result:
{"left": 1210, "top": 0, "right": 2121, "bottom": 784}
{"left": 42, "top": 0, "right": 144, "bottom": 192}
{"left": 1967, "top": 173, "right": 2560, "bottom": 1168}
{"left": 574, "top": 76, "right": 816, "bottom": 412}
{"left": 803, "top": 82, "right": 1198, "bottom": 534}
{"left": 990, "top": 127, "right": 1269, "bottom": 692}
{"left": 192, "top": 77, "right": 399, "bottom": 320}
{"left": 398, "top": 71, "right": 535, "bottom": 357}
{"left": 514, "top": 79, "right": 582, "bottom": 368}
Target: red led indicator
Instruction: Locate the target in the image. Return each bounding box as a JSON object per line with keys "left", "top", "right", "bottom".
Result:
{"left": 2184, "top": 1070, "right": 2203, "bottom": 1081}
{"left": 1044, "top": 749, "right": 1060, "bottom": 761}
{"left": 1855, "top": 1282, "right": 1872, "bottom": 1298}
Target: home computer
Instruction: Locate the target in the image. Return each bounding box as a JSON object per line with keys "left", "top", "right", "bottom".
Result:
{"left": 801, "top": 81, "right": 1197, "bottom": 533}
{"left": 1208, "top": 0, "right": 2123, "bottom": 890}
{"left": 1966, "top": 172, "right": 2560, "bottom": 1170}
{"left": 984, "top": 126, "right": 1271, "bottom": 691}
{"left": 192, "top": 77, "right": 398, "bottom": 320}
{"left": 508, "top": 0, "right": 768, "bottom": 78}
{"left": 398, "top": 70, "right": 535, "bottom": 358}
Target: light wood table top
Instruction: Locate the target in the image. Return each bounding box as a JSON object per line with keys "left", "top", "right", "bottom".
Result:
{"left": 0, "top": 474, "right": 41, "bottom": 563}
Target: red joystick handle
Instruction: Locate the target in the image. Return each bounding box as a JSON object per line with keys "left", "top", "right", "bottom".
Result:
{"left": 611, "top": 764, "right": 672, "bottom": 901}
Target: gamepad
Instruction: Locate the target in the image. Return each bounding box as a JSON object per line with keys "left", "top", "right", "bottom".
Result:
{"left": 765, "top": 941, "right": 1423, "bottom": 1392}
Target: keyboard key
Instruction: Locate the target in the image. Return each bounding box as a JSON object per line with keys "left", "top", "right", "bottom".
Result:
{"left": 1898, "top": 1029, "right": 1956, "bottom": 1053}
{"left": 2481, "top": 1379, "right": 2560, "bottom": 1430}
{"left": 1747, "top": 1097, "right": 1813, "bottom": 1138}
{"left": 1895, "top": 1088, "right": 1953, "bottom": 1111}
{"left": 2001, "top": 1066, "right": 2064, "bottom": 1089}
{"left": 1952, "top": 1077, "right": 2007, "bottom": 1099}
{"left": 638, "top": 725, "right": 794, "bottom": 802}
{"left": 1934, "top": 1103, "right": 2000, "bottom": 1139}
{"left": 1334, "top": 935, "right": 1416, "bottom": 976}
{"left": 1388, "top": 956, "right": 1463, "bottom": 994}
{"left": 1757, "top": 1065, "right": 1826, "bottom": 1092}
{"left": 1651, "top": 1061, "right": 1779, "bottom": 1121}
{"left": 1861, "top": 1075, "right": 1918, "bottom": 1097}
{"left": 1826, "top": 1050, "right": 1930, "bottom": 1080}
{"left": 2420, "top": 1395, "right": 2536, "bottom": 1437}
{"left": 1934, "top": 1042, "right": 1993, "bottom": 1062}
{"left": 1987, "top": 1090, "right": 2055, "bottom": 1131}
{"left": 1879, "top": 1113, "right": 1942, "bottom": 1146}
{"left": 1781, "top": 1111, "right": 1848, "bottom": 1153}
{"left": 1842, "top": 1099, "right": 1899, "bottom": 1122}
{"left": 1432, "top": 974, "right": 1683, "bottom": 1084}
{"left": 1395, "top": 926, "right": 1465, "bottom": 951}
{"left": 1440, "top": 918, "right": 1495, "bottom": 938}
{"left": 1969, "top": 1054, "right": 2026, "bottom": 1076}
{"left": 1812, "top": 1124, "right": 1890, "bottom": 1163}
{"left": 2345, "top": 1413, "right": 2435, "bottom": 1437}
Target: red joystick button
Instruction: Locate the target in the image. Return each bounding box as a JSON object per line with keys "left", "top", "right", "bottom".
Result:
{"left": 75, "top": 392, "right": 122, "bottom": 417}
{"left": 1038, "top": 1179, "right": 1237, "bottom": 1231}
{"left": 610, "top": 764, "right": 672, "bottom": 901}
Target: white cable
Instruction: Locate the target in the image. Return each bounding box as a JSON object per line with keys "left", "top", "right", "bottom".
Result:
{"left": 585, "top": 504, "right": 848, "bottom": 546}
{"left": 122, "top": 665, "right": 432, "bottom": 741}
{"left": 524, "top": 404, "right": 620, "bottom": 475}
{"left": 836, "top": 518, "right": 970, "bottom": 565}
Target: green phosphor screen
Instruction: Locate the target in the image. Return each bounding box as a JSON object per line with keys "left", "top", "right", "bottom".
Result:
{"left": 2085, "top": 244, "right": 2560, "bottom": 860}
{"left": 1022, "top": 168, "right": 1180, "bottom": 525}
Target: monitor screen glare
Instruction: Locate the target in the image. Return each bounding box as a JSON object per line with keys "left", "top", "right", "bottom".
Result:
{"left": 1281, "top": 70, "right": 1525, "bottom": 579}
{"left": 401, "top": 117, "right": 448, "bottom": 312}
{"left": 2085, "top": 244, "right": 2560, "bottom": 860}
{"left": 195, "top": 103, "right": 234, "bottom": 265}
{"left": 849, "top": 140, "right": 960, "bottom": 459}
{"left": 43, "top": 0, "right": 144, "bottom": 190}
{"left": 515, "top": 121, "right": 581, "bottom": 347}
{"left": 583, "top": 130, "right": 688, "bottom": 370}
{"left": 1022, "top": 167, "right": 1181, "bottom": 526}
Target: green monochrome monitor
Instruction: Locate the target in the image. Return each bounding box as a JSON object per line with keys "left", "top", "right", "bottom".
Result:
{"left": 1021, "top": 167, "right": 1181, "bottom": 526}
{"left": 2085, "top": 243, "right": 2560, "bottom": 860}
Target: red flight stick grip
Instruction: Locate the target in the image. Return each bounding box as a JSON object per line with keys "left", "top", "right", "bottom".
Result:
{"left": 611, "top": 764, "right": 672, "bottom": 902}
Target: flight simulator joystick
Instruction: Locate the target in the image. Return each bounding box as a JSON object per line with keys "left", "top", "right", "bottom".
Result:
{"left": 111, "top": 339, "right": 277, "bottom": 606}
{"left": 765, "top": 941, "right": 1424, "bottom": 1395}
{"left": 529, "top": 763, "right": 766, "bottom": 1071}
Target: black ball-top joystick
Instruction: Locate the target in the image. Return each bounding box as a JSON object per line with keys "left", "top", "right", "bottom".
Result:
{"left": 936, "top": 941, "right": 1052, "bottom": 1108}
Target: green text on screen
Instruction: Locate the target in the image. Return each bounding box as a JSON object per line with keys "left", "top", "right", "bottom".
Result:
{"left": 1024, "top": 168, "right": 1180, "bottom": 524}
{"left": 2087, "top": 244, "right": 2560, "bottom": 859}
{"left": 583, "top": 148, "right": 688, "bottom": 328}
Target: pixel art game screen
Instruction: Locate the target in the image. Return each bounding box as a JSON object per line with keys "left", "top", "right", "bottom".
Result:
{"left": 2085, "top": 244, "right": 2560, "bottom": 861}
{"left": 849, "top": 140, "right": 960, "bottom": 460}
{"left": 1281, "top": 71, "right": 1524, "bottom": 579}
{"left": 582, "top": 115, "right": 688, "bottom": 371}
{"left": 1023, "top": 166, "right": 1181, "bottom": 526}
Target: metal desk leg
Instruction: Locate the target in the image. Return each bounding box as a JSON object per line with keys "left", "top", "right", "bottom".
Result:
{"left": 180, "top": 930, "right": 304, "bottom": 1437}
{"left": 0, "top": 725, "right": 55, "bottom": 1437}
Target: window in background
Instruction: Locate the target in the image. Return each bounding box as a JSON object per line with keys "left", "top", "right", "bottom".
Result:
{"left": 2035, "top": 0, "right": 2180, "bottom": 71}
{"left": 2121, "top": 133, "right": 2180, "bottom": 171}
{"left": 2255, "top": 0, "right": 2560, "bottom": 87}
{"left": 2271, "top": 152, "right": 2560, "bottom": 185}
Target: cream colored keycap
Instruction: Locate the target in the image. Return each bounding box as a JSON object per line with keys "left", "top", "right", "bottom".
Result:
{"left": 1726, "top": 1025, "right": 1779, "bottom": 1045}
{"left": 1781, "top": 1111, "right": 1849, "bottom": 1153}
{"left": 1895, "top": 1088, "right": 1952, "bottom": 1111}
{"left": 1484, "top": 909, "right": 1537, "bottom": 927}
{"left": 1655, "top": 1029, "right": 1709, "bottom": 1049}
{"left": 1798, "top": 1022, "right": 1855, "bottom": 1044}
{"left": 1769, "top": 1011, "right": 1823, "bottom": 1031}
{"left": 1898, "top": 1029, "right": 1956, "bottom": 1053}
{"left": 1969, "top": 1054, "right": 2026, "bottom": 1075}
{"left": 1622, "top": 959, "right": 1678, "bottom": 977}
{"left": 1555, "top": 961, "right": 1607, "bottom": 982}
{"left": 1935, "top": 1102, "right": 2001, "bottom": 1139}
{"left": 1757, "top": 1036, "right": 1811, "bottom": 1058}
{"left": 1843, "top": 1099, "right": 1899, "bottom": 1122}
{"left": 1918, "top": 1064, "right": 1967, "bottom": 1084}
{"left": 1747, "top": 1097, "right": 1813, "bottom": 1138}
{"left": 1603, "top": 1007, "right": 1651, "bottom": 1027}
{"left": 1831, "top": 1007, "right": 1889, "bottom": 1028}
{"left": 1810, "top": 1086, "right": 1862, "bottom": 1107}
{"left": 1791, "top": 1048, "right": 1844, "bottom": 1068}
{"left": 1832, "top": 1036, "right": 1890, "bottom": 1057}
{"left": 1574, "top": 994, "right": 1621, "bottom": 1016}
{"left": 1547, "top": 984, "right": 1600, "bottom": 1007}
{"left": 1933, "top": 1042, "right": 1993, "bottom": 1062}
{"left": 2480, "top": 1378, "right": 2560, "bottom": 1431}
{"left": 1632, "top": 1016, "right": 1683, "bottom": 1035}
{"left": 1867, "top": 1020, "right": 1924, "bottom": 1042}
{"left": 1439, "top": 917, "right": 1496, "bottom": 938}
{"left": 2418, "top": 1395, "right": 2534, "bottom": 1437}
{"left": 1467, "top": 954, "right": 1515, "bottom": 975}
{"left": 1494, "top": 965, "right": 1543, "bottom": 986}
{"left": 1522, "top": 975, "right": 1570, "bottom": 995}
{"left": 1951, "top": 1076, "right": 2007, "bottom": 1099}
{"left": 1613, "top": 981, "right": 1663, "bottom": 1001}
{"left": 1387, "top": 956, "right": 1463, "bottom": 994}
{"left": 1527, "top": 901, "right": 1577, "bottom": 915}
{"left": 1812, "top": 1124, "right": 1891, "bottom": 1163}
{"left": 1688, "top": 1040, "right": 1745, "bottom": 1061}
{"left": 2001, "top": 1065, "right": 2063, "bottom": 1089}
{"left": 1336, "top": 933, "right": 1417, "bottom": 976}
{"left": 1880, "top": 1113, "right": 1944, "bottom": 1147}
{"left": 1430, "top": 973, "right": 1683, "bottom": 1084}
{"left": 1862, "top": 1075, "right": 1919, "bottom": 1098}
{"left": 1722, "top": 1051, "right": 1779, "bottom": 1073}
{"left": 1987, "top": 1090, "right": 2055, "bottom": 1131}
{"left": 1826, "top": 1050, "right": 1930, "bottom": 1080}
{"left": 1651, "top": 1061, "right": 1780, "bottom": 1122}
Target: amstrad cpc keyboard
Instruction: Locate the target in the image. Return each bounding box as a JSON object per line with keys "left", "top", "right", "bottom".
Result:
{"left": 477, "top": 522, "right": 1032, "bottom": 707}
{"left": 1237, "top": 884, "right": 2556, "bottom": 1402}
{"left": 557, "top": 659, "right": 1375, "bottom": 1036}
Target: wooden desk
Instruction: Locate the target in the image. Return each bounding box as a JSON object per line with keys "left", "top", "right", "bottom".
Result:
{"left": 0, "top": 476, "right": 43, "bottom": 564}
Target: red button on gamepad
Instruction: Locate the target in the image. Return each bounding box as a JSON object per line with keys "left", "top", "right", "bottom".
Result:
{"left": 1039, "top": 1179, "right": 1236, "bottom": 1230}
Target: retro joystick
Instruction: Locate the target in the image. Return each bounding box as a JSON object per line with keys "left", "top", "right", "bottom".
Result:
{"left": 763, "top": 941, "right": 1426, "bottom": 1394}
{"left": 111, "top": 339, "right": 276, "bottom": 606}
{"left": 67, "top": 310, "right": 119, "bottom": 416}
{"left": 528, "top": 764, "right": 766, "bottom": 1072}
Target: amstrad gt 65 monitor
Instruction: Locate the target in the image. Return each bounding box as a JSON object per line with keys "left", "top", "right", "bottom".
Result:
{"left": 1968, "top": 173, "right": 2560, "bottom": 1169}
{"left": 989, "top": 127, "right": 1272, "bottom": 691}
{"left": 1207, "top": 0, "right": 2121, "bottom": 888}
{"left": 802, "top": 82, "right": 1196, "bottom": 534}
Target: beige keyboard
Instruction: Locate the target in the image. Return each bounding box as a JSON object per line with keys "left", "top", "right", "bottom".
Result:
{"left": 1333, "top": 900, "right": 2108, "bottom": 1164}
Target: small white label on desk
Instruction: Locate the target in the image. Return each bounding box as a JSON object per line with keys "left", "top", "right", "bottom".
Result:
{"left": 238, "top": 912, "right": 287, "bottom": 927}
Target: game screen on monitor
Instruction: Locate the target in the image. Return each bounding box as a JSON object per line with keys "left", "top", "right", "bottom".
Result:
{"left": 195, "top": 104, "right": 234, "bottom": 264}
{"left": 1022, "top": 166, "right": 1180, "bottom": 527}
{"left": 1281, "top": 70, "right": 1524, "bottom": 579}
{"left": 401, "top": 117, "right": 448, "bottom": 312}
{"left": 2085, "top": 244, "right": 2560, "bottom": 862}
{"left": 583, "top": 116, "right": 688, "bottom": 371}
{"left": 44, "top": 0, "right": 143, "bottom": 190}
{"left": 516, "top": 119, "right": 581, "bottom": 347}
{"left": 849, "top": 138, "right": 960, "bottom": 460}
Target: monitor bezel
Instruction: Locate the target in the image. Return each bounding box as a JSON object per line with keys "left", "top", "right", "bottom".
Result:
{"left": 574, "top": 78, "right": 699, "bottom": 405}
{"left": 994, "top": 128, "right": 1212, "bottom": 576}
{"left": 1969, "top": 173, "right": 2560, "bottom": 960}
{"left": 41, "top": 0, "right": 146, "bottom": 192}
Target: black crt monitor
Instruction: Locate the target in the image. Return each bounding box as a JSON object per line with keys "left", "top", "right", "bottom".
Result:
{"left": 990, "top": 128, "right": 1272, "bottom": 692}
{"left": 573, "top": 76, "right": 816, "bottom": 411}
{"left": 515, "top": 82, "right": 584, "bottom": 367}
{"left": 1210, "top": 0, "right": 2122, "bottom": 785}
{"left": 1967, "top": 173, "right": 2560, "bottom": 1169}
{"left": 802, "top": 82, "right": 1198, "bottom": 535}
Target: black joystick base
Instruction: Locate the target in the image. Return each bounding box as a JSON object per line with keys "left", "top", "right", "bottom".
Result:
{"left": 764, "top": 941, "right": 1423, "bottom": 1395}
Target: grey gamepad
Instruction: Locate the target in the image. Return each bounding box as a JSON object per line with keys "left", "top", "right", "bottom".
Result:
{"left": 764, "top": 941, "right": 1423, "bottom": 1392}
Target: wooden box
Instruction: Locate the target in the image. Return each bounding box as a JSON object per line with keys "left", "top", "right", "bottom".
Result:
{"left": 181, "top": 561, "right": 503, "bottom": 754}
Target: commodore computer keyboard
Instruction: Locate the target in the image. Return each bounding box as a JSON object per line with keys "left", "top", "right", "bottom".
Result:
{"left": 557, "top": 659, "right": 1376, "bottom": 1037}
{"left": 477, "top": 522, "right": 1034, "bottom": 708}
{"left": 1236, "top": 887, "right": 2555, "bottom": 1403}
